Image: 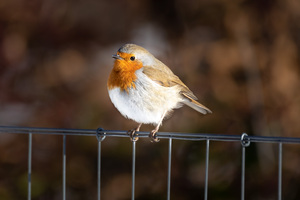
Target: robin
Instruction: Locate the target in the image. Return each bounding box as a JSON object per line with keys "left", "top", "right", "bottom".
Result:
{"left": 107, "top": 44, "right": 212, "bottom": 142}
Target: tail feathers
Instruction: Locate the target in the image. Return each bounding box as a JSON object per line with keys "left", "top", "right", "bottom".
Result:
{"left": 182, "top": 93, "right": 212, "bottom": 114}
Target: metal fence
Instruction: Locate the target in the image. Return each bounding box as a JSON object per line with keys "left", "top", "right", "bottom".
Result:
{"left": 1, "top": 126, "right": 300, "bottom": 200}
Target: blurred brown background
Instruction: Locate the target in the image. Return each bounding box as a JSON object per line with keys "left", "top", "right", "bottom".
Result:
{"left": 1, "top": 0, "right": 300, "bottom": 199}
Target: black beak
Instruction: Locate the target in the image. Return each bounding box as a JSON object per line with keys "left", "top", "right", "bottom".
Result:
{"left": 112, "top": 54, "right": 123, "bottom": 60}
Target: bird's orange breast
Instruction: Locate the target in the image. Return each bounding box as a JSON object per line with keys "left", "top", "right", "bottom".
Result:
{"left": 107, "top": 53, "right": 143, "bottom": 92}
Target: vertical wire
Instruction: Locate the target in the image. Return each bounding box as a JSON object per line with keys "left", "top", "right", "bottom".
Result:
{"left": 63, "top": 135, "right": 66, "bottom": 200}
{"left": 28, "top": 133, "right": 32, "bottom": 200}
{"left": 204, "top": 139, "right": 210, "bottom": 200}
{"left": 98, "top": 140, "right": 101, "bottom": 200}
{"left": 278, "top": 143, "right": 282, "bottom": 200}
{"left": 167, "top": 138, "right": 172, "bottom": 200}
{"left": 131, "top": 141, "right": 136, "bottom": 200}
{"left": 241, "top": 146, "right": 245, "bottom": 200}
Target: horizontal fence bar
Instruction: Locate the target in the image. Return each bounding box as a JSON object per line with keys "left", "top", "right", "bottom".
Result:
{"left": 1, "top": 126, "right": 300, "bottom": 144}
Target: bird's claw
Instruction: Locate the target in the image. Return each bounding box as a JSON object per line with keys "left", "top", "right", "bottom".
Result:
{"left": 127, "top": 129, "right": 139, "bottom": 142}
{"left": 149, "top": 130, "right": 160, "bottom": 142}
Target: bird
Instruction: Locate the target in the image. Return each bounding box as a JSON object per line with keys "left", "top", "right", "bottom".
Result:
{"left": 107, "top": 44, "right": 212, "bottom": 142}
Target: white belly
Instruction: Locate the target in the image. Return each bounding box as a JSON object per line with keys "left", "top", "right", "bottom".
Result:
{"left": 108, "top": 70, "right": 183, "bottom": 125}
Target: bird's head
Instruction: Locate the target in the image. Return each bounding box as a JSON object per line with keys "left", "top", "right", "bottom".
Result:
{"left": 108, "top": 44, "right": 154, "bottom": 91}
{"left": 112, "top": 44, "right": 155, "bottom": 72}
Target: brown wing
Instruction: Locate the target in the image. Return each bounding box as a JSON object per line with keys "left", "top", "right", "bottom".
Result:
{"left": 143, "top": 64, "right": 192, "bottom": 89}
{"left": 142, "top": 65, "right": 212, "bottom": 114}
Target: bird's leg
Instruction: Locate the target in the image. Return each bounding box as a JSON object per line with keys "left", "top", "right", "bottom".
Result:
{"left": 127, "top": 123, "right": 142, "bottom": 141}
{"left": 149, "top": 111, "right": 167, "bottom": 142}
{"left": 149, "top": 126, "right": 160, "bottom": 142}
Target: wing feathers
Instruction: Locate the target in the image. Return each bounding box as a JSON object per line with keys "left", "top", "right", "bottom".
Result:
{"left": 181, "top": 93, "right": 212, "bottom": 114}
{"left": 142, "top": 65, "right": 212, "bottom": 115}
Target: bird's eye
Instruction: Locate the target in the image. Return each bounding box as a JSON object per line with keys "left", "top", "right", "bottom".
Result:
{"left": 130, "top": 56, "right": 135, "bottom": 61}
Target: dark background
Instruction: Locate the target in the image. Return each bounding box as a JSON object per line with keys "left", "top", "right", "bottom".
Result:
{"left": 1, "top": 0, "right": 300, "bottom": 199}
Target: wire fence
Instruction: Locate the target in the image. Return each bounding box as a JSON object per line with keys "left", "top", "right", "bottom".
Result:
{"left": 1, "top": 126, "right": 300, "bottom": 200}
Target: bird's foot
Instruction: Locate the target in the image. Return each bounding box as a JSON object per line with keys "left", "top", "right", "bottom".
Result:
{"left": 127, "top": 128, "right": 139, "bottom": 142}
{"left": 149, "top": 130, "right": 160, "bottom": 142}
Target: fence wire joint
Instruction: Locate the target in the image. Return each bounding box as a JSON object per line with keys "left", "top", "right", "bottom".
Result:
{"left": 241, "top": 133, "right": 250, "bottom": 147}
{"left": 96, "top": 128, "right": 106, "bottom": 142}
